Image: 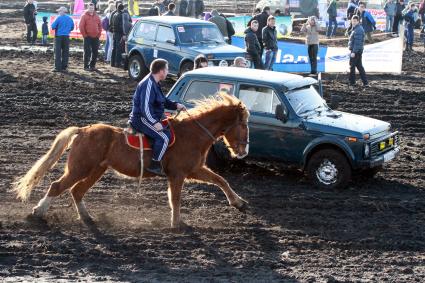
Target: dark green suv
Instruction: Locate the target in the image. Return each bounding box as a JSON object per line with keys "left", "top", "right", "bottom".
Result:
{"left": 167, "top": 67, "right": 400, "bottom": 189}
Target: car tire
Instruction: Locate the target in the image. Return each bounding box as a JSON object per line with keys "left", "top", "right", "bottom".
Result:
{"left": 179, "top": 61, "right": 194, "bottom": 76}
{"left": 307, "top": 149, "right": 352, "bottom": 190}
{"left": 128, "top": 54, "right": 149, "bottom": 81}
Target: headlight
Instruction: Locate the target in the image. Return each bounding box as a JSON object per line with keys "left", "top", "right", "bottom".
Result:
{"left": 364, "top": 144, "right": 370, "bottom": 158}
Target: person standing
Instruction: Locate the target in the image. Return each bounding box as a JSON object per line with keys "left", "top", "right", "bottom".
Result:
{"left": 262, "top": 16, "right": 278, "bottom": 71}
{"left": 348, "top": 15, "right": 368, "bottom": 87}
{"left": 384, "top": 0, "right": 397, "bottom": 33}
{"left": 178, "top": 0, "right": 188, "bottom": 16}
{"left": 301, "top": 16, "right": 320, "bottom": 75}
{"left": 248, "top": 6, "right": 271, "bottom": 57}
{"left": 326, "top": 0, "right": 338, "bottom": 39}
{"left": 187, "top": 0, "right": 204, "bottom": 19}
{"left": 103, "top": 2, "right": 115, "bottom": 63}
{"left": 356, "top": 2, "right": 376, "bottom": 43}
{"left": 51, "top": 7, "right": 74, "bottom": 72}
{"left": 23, "top": 0, "right": 37, "bottom": 44}
{"left": 41, "top": 16, "right": 49, "bottom": 45}
{"left": 110, "top": 3, "right": 132, "bottom": 67}
{"left": 419, "top": 0, "right": 425, "bottom": 24}
{"left": 244, "top": 20, "right": 263, "bottom": 69}
{"left": 346, "top": 0, "right": 359, "bottom": 20}
{"left": 128, "top": 59, "right": 186, "bottom": 175}
{"left": 208, "top": 10, "right": 228, "bottom": 41}
{"left": 404, "top": 3, "right": 418, "bottom": 51}
{"left": 79, "top": 3, "right": 102, "bottom": 71}
{"left": 163, "top": 3, "right": 176, "bottom": 15}
{"left": 393, "top": 0, "right": 406, "bottom": 35}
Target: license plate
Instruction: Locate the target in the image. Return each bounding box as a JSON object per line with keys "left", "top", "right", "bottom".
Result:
{"left": 383, "top": 150, "right": 396, "bottom": 162}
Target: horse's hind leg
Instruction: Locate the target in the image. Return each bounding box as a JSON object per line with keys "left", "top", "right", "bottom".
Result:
{"left": 188, "top": 166, "right": 248, "bottom": 211}
{"left": 32, "top": 171, "right": 83, "bottom": 217}
{"left": 70, "top": 166, "right": 107, "bottom": 222}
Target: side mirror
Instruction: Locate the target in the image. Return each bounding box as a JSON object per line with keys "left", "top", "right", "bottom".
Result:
{"left": 275, "top": 104, "right": 288, "bottom": 123}
{"left": 166, "top": 39, "right": 175, "bottom": 45}
{"left": 330, "top": 95, "right": 342, "bottom": 110}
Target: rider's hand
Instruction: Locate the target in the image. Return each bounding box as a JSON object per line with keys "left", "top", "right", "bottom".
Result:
{"left": 154, "top": 122, "right": 163, "bottom": 132}
{"left": 350, "top": 53, "right": 355, "bottom": 58}
{"left": 176, "top": 103, "right": 186, "bottom": 111}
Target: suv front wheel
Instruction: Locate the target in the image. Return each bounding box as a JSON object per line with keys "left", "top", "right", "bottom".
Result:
{"left": 307, "top": 149, "right": 352, "bottom": 189}
{"left": 128, "top": 54, "right": 149, "bottom": 81}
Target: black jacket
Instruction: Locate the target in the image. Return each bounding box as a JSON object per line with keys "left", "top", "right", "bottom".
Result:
{"left": 244, "top": 27, "right": 261, "bottom": 56}
{"left": 262, "top": 25, "right": 278, "bottom": 50}
{"left": 23, "top": 3, "right": 36, "bottom": 24}
{"left": 248, "top": 11, "right": 269, "bottom": 40}
{"left": 179, "top": 0, "right": 188, "bottom": 16}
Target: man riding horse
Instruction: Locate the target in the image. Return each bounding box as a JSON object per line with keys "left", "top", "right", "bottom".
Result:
{"left": 128, "top": 59, "right": 186, "bottom": 176}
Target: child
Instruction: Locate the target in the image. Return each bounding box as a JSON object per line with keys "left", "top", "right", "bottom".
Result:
{"left": 41, "top": 16, "right": 48, "bottom": 45}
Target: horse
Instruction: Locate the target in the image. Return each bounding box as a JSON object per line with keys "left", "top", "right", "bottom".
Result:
{"left": 13, "top": 93, "right": 250, "bottom": 229}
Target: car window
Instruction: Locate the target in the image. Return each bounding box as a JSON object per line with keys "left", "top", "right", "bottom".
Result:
{"left": 134, "top": 22, "right": 157, "bottom": 40}
{"left": 177, "top": 24, "right": 224, "bottom": 44}
{"left": 156, "top": 25, "right": 175, "bottom": 43}
{"left": 183, "top": 81, "right": 235, "bottom": 103}
{"left": 238, "top": 85, "right": 280, "bottom": 114}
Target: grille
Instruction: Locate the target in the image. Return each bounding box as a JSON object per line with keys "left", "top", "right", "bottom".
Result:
{"left": 370, "top": 134, "right": 399, "bottom": 157}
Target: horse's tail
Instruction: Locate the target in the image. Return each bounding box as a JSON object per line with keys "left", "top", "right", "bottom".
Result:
{"left": 13, "top": 126, "right": 80, "bottom": 202}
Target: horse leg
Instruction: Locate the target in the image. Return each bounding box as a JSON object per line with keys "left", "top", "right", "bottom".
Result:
{"left": 69, "top": 166, "right": 107, "bottom": 222}
{"left": 32, "top": 171, "right": 82, "bottom": 217}
{"left": 189, "top": 166, "right": 248, "bottom": 211}
{"left": 167, "top": 175, "right": 185, "bottom": 229}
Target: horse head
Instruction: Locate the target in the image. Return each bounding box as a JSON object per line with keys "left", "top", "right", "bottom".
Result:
{"left": 220, "top": 94, "right": 250, "bottom": 159}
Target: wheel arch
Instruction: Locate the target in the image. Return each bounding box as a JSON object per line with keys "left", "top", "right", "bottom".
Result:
{"left": 179, "top": 58, "right": 194, "bottom": 74}
{"left": 303, "top": 138, "right": 355, "bottom": 170}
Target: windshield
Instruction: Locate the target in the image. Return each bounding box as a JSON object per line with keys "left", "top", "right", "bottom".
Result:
{"left": 286, "top": 85, "right": 328, "bottom": 116}
{"left": 177, "top": 24, "right": 225, "bottom": 44}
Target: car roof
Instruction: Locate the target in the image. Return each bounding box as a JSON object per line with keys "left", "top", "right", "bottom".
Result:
{"left": 140, "top": 16, "right": 215, "bottom": 26}
{"left": 185, "top": 67, "right": 318, "bottom": 90}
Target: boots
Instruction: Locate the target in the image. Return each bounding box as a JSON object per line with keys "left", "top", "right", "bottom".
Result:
{"left": 146, "top": 160, "right": 165, "bottom": 176}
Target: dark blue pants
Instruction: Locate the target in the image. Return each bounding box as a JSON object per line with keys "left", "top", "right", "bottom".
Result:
{"left": 54, "top": 36, "right": 70, "bottom": 71}
{"left": 406, "top": 24, "right": 414, "bottom": 46}
{"left": 326, "top": 17, "right": 337, "bottom": 37}
{"left": 132, "top": 117, "right": 171, "bottom": 161}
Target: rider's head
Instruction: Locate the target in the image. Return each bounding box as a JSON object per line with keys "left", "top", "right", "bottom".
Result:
{"left": 151, "top": 59, "right": 169, "bottom": 81}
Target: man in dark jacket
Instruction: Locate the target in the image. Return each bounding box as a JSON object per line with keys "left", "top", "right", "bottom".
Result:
{"left": 357, "top": 2, "right": 376, "bottom": 43}
{"left": 179, "top": 0, "right": 188, "bottom": 16}
{"left": 128, "top": 59, "right": 185, "bottom": 175}
{"left": 348, "top": 15, "right": 368, "bottom": 87}
{"left": 110, "top": 3, "right": 132, "bottom": 67}
{"left": 244, "top": 20, "right": 263, "bottom": 69}
{"left": 326, "top": 0, "right": 338, "bottom": 38}
{"left": 262, "top": 16, "right": 278, "bottom": 71}
{"left": 346, "top": 0, "right": 359, "bottom": 20}
{"left": 393, "top": 0, "right": 406, "bottom": 35}
{"left": 187, "top": 0, "right": 204, "bottom": 18}
{"left": 404, "top": 3, "right": 417, "bottom": 51}
{"left": 23, "top": 0, "right": 37, "bottom": 44}
{"left": 248, "top": 6, "right": 271, "bottom": 56}
{"left": 209, "top": 10, "right": 228, "bottom": 39}
{"left": 163, "top": 3, "right": 176, "bottom": 16}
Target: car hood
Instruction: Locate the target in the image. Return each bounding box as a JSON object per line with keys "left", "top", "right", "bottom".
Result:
{"left": 186, "top": 44, "right": 246, "bottom": 57}
{"left": 303, "top": 110, "right": 390, "bottom": 138}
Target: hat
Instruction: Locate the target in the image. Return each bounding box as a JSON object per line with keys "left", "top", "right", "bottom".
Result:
{"left": 56, "top": 6, "right": 68, "bottom": 13}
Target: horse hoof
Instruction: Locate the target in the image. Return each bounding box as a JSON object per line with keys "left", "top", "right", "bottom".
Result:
{"left": 234, "top": 199, "right": 249, "bottom": 212}
{"left": 32, "top": 206, "right": 45, "bottom": 217}
{"left": 171, "top": 221, "right": 192, "bottom": 233}
{"left": 79, "top": 215, "right": 95, "bottom": 226}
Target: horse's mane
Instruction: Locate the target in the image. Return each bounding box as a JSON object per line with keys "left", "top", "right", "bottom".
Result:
{"left": 174, "top": 93, "right": 249, "bottom": 123}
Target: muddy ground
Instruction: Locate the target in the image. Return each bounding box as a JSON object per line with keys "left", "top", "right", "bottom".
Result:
{"left": 1, "top": 3, "right": 425, "bottom": 283}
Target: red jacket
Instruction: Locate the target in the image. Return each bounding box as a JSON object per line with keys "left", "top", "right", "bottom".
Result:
{"left": 79, "top": 11, "right": 102, "bottom": 38}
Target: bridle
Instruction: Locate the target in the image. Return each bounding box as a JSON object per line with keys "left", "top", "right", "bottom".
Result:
{"left": 177, "top": 105, "right": 249, "bottom": 152}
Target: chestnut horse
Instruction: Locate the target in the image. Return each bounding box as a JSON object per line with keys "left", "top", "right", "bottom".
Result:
{"left": 13, "top": 93, "right": 250, "bottom": 229}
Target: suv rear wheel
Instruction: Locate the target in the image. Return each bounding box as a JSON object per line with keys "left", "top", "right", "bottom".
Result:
{"left": 179, "top": 61, "right": 194, "bottom": 76}
{"left": 307, "top": 149, "right": 352, "bottom": 189}
{"left": 128, "top": 54, "right": 149, "bottom": 81}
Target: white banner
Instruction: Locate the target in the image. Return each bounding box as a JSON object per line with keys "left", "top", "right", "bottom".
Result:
{"left": 325, "top": 35, "right": 403, "bottom": 74}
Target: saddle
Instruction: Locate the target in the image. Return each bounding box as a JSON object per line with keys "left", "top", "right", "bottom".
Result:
{"left": 125, "top": 119, "right": 175, "bottom": 150}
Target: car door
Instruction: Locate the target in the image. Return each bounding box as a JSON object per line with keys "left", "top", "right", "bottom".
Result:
{"left": 132, "top": 21, "right": 157, "bottom": 67}
{"left": 236, "top": 83, "right": 311, "bottom": 163}
{"left": 155, "top": 25, "right": 182, "bottom": 75}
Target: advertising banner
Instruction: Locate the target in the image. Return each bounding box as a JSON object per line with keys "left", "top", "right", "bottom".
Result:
{"left": 232, "top": 35, "right": 402, "bottom": 74}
